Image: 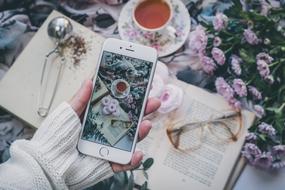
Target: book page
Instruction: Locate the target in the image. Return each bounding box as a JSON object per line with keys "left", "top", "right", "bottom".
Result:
{"left": 136, "top": 79, "right": 255, "bottom": 190}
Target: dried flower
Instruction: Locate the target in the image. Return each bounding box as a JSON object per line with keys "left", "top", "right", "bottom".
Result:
{"left": 213, "top": 12, "right": 228, "bottom": 31}
{"left": 248, "top": 86, "right": 262, "bottom": 100}
{"left": 211, "top": 47, "right": 226, "bottom": 65}
{"left": 258, "top": 122, "right": 276, "bottom": 136}
{"left": 232, "top": 79, "right": 247, "bottom": 97}
{"left": 246, "top": 132, "right": 257, "bottom": 142}
{"left": 213, "top": 36, "right": 222, "bottom": 47}
{"left": 243, "top": 29, "right": 260, "bottom": 45}
{"left": 188, "top": 25, "right": 208, "bottom": 55}
{"left": 254, "top": 105, "right": 265, "bottom": 118}
{"left": 201, "top": 56, "right": 217, "bottom": 74}
{"left": 253, "top": 152, "right": 273, "bottom": 169}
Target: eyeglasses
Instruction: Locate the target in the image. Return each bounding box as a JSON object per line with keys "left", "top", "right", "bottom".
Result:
{"left": 166, "top": 111, "right": 242, "bottom": 152}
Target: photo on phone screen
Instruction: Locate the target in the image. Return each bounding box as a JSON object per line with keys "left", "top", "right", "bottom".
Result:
{"left": 81, "top": 51, "right": 154, "bottom": 151}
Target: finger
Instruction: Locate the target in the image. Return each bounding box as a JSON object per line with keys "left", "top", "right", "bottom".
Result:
{"left": 144, "top": 98, "right": 161, "bottom": 115}
{"left": 69, "top": 79, "right": 93, "bottom": 117}
{"left": 138, "top": 120, "right": 152, "bottom": 142}
{"left": 111, "top": 151, "right": 143, "bottom": 173}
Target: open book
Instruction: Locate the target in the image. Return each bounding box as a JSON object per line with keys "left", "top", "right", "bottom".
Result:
{"left": 135, "top": 78, "right": 255, "bottom": 190}
{"left": 0, "top": 11, "right": 103, "bottom": 128}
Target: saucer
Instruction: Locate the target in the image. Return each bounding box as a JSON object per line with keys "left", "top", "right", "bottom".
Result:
{"left": 111, "top": 79, "right": 130, "bottom": 99}
{"left": 118, "top": 0, "right": 191, "bottom": 57}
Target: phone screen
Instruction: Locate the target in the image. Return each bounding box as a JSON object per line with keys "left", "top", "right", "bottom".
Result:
{"left": 81, "top": 51, "right": 154, "bottom": 151}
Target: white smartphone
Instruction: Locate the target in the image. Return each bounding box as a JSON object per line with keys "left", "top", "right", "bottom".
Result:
{"left": 78, "top": 38, "right": 157, "bottom": 164}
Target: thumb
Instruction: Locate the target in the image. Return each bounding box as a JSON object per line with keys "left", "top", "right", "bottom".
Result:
{"left": 69, "top": 79, "right": 93, "bottom": 117}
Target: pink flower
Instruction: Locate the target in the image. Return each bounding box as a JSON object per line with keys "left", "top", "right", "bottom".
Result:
{"left": 256, "top": 52, "right": 273, "bottom": 64}
{"left": 215, "top": 77, "right": 243, "bottom": 110}
{"left": 231, "top": 55, "right": 242, "bottom": 75}
{"left": 102, "top": 96, "right": 111, "bottom": 106}
{"left": 242, "top": 143, "right": 262, "bottom": 163}
{"left": 213, "top": 12, "right": 228, "bottom": 31}
{"left": 215, "top": 77, "right": 234, "bottom": 101}
{"left": 272, "top": 145, "right": 285, "bottom": 156}
{"left": 158, "top": 84, "right": 184, "bottom": 113}
{"left": 253, "top": 152, "right": 273, "bottom": 169}
{"left": 102, "top": 106, "right": 111, "bottom": 115}
{"left": 246, "top": 133, "right": 257, "bottom": 142}
{"left": 229, "top": 98, "right": 242, "bottom": 110}
{"left": 254, "top": 105, "right": 265, "bottom": 118}
{"left": 211, "top": 47, "right": 226, "bottom": 65}
{"left": 201, "top": 56, "right": 217, "bottom": 74}
{"left": 257, "top": 59, "right": 270, "bottom": 79}
{"left": 232, "top": 79, "right": 247, "bottom": 97}
{"left": 264, "top": 75, "right": 274, "bottom": 84}
{"left": 213, "top": 36, "right": 222, "bottom": 47}
{"left": 188, "top": 25, "right": 208, "bottom": 55}
{"left": 244, "top": 29, "right": 260, "bottom": 45}
{"left": 248, "top": 86, "right": 262, "bottom": 100}
{"left": 272, "top": 161, "right": 285, "bottom": 169}
{"left": 258, "top": 122, "right": 275, "bottom": 136}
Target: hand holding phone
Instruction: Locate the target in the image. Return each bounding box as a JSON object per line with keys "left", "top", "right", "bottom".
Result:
{"left": 78, "top": 38, "right": 158, "bottom": 164}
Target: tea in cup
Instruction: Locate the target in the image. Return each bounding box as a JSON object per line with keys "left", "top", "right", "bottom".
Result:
{"left": 133, "top": 0, "right": 176, "bottom": 37}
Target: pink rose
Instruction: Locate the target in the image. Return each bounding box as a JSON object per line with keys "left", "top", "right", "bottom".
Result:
{"left": 211, "top": 47, "right": 226, "bottom": 65}
{"left": 158, "top": 84, "right": 184, "bottom": 113}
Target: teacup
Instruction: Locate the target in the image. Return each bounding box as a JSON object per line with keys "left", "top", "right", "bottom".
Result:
{"left": 116, "top": 80, "right": 128, "bottom": 94}
{"left": 111, "top": 79, "right": 130, "bottom": 99}
{"left": 132, "top": 0, "right": 176, "bottom": 37}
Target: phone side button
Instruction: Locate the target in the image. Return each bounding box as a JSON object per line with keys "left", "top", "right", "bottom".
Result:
{"left": 99, "top": 147, "right": 109, "bottom": 157}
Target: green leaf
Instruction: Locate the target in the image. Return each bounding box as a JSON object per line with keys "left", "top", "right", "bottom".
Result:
{"left": 258, "top": 134, "right": 266, "bottom": 142}
{"left": 239, "top": 49, "right": 255, "bottom": 64}
{"left": 143, "top": 158, "right": 154, "bottom": 171}
{"left": 140, "top": 182, "right": 148, "bottom": 190}
{"left": 127, "top": 172, "right": 134, "bottom": 190}
{"left": 143, "top": 170, "right": 149, "bottom": 180}
{"left": 266, "top": 107, "right": 280, "bottom": 114}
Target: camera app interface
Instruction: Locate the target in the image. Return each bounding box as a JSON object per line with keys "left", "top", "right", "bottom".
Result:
{"left": 81, "top": 51, "right": 153, "bottom": 151}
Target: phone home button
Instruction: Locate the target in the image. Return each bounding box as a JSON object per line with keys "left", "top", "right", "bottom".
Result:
{"left": 99, "top": 147, "right": 109, "bottom": 157}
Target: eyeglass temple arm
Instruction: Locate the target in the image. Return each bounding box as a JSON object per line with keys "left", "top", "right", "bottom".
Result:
{"left": 172, "top": 111, "right": 240, "bottom": 131}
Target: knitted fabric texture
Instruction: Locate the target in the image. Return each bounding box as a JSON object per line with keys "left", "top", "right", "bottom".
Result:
{"left": 0, "top": 102, "right": 114, "bottom": 190}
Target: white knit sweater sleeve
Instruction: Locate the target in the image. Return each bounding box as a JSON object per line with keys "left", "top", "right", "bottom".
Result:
{"left": 0, "top": 102, "right": 114, "bottom": 190}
